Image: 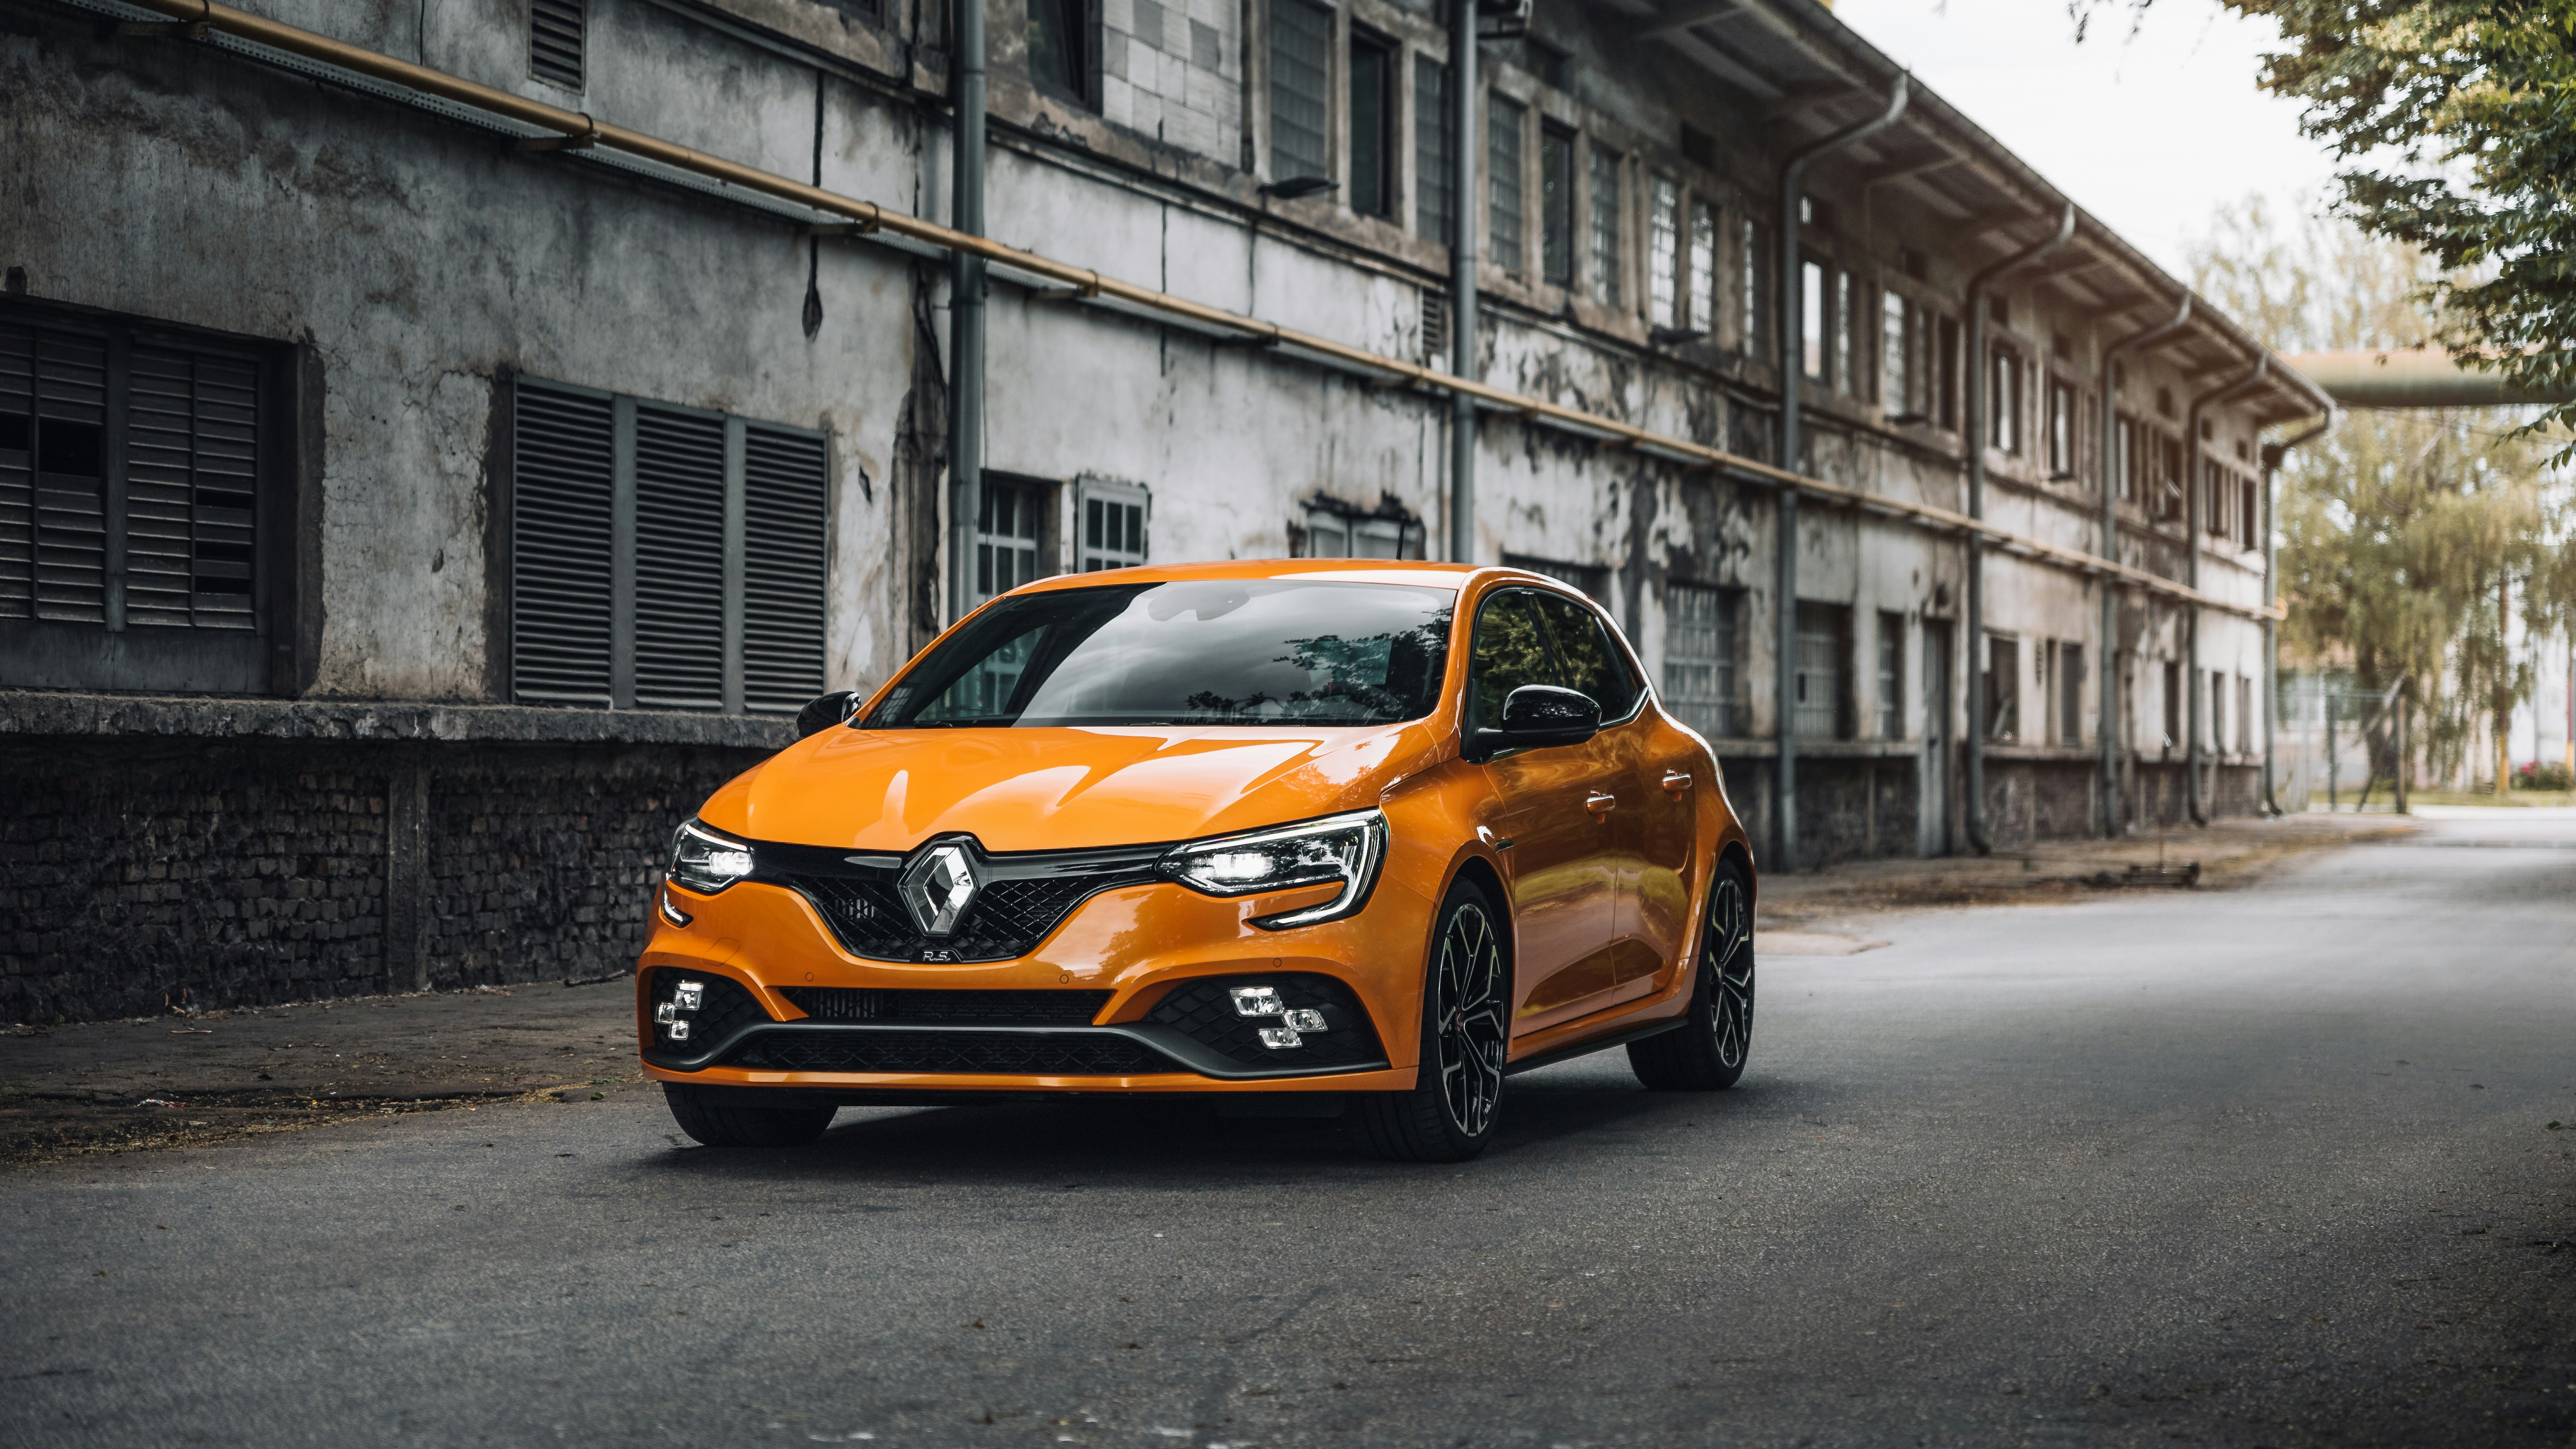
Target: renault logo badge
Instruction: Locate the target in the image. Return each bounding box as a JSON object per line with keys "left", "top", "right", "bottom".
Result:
{"left": 899, "top": 841, "right": 980, "bottom": 937}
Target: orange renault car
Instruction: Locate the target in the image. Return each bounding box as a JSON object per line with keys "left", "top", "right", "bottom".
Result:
{"left": 638, "top": 560, "right": 1756, "bottom": 1161}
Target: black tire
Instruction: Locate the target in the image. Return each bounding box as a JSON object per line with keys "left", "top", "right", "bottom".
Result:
{"left": 1357, "top": 878, "right": 1509, "bottom": 1162}
{"left": 663, "top": 1082, "right": 837, "bottom": 1148}
{"left": 1628, "top": 855, "right": 1754, "bottom": 1090}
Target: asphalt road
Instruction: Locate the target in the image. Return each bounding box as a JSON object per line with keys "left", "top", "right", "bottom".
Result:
{"left": 7, "top": 811, "right": 2573, "bottom": 1448}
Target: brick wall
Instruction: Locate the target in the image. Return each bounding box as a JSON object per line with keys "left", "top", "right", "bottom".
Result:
{"left": 0, "top": 737, "right": 769, "bottom": 1024}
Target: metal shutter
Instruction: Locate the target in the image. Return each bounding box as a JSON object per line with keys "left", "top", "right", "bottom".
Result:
{"left": 11, "top": 328, "right": 111, "bottom": 623}
{"left": 0, "top": 323, "right": 33, "bottom": 619}
{"left": 530, "top": 0, "right": 585, "bottom": 89}
{"left": 739, "top": 424, "right": 827, "bottom": 713}
{"left": 511, "top": 380, "right": 615, "bottom": 704}
{"left": 631, "top": 404, "right": 726, "bottom": 710}
{"left": 125, "top": 346, "right": 259, "bottom": 630}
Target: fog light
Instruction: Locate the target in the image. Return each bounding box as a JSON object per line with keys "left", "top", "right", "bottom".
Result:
{"left": 674, "top": 981, "right": 704, "bottom": 1012}
{"left": 1257, "top": 1025, "right": 1304, "bottom": 1050}
{"left": 1283, "top": 1008, "right": 1327, "bottom": 1033}
{"left": 667, "top": 1019, "right": 691, "bottom": 1042}
{"left": 654, "top": 1002, "right": 678, "bottom": 1024}
{"left": 1228, "top": 985, "right": 1283, "bottom": 1017}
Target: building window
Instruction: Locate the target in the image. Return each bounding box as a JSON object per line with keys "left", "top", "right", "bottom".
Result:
{"left": 1882, "top": 291, "right": 1912, "bottom": 419}
{"left": 2155, "top": 435, "right": 2184, "bottom": 521}
{"left": 976, "top": 475, "right": 1052, "bottom": 604}
{"left": 1663, "top": 582, "right": 1738, "bottom": 737}
{"left": 1800, "top": 259, "right": 1827, "bottom": 385}
{"left": 1876, "top": 610, "right": 1904, "bottom": 739}
{"left": 2238, "top": 674, "right": 2253, "bottom": 753}
{"left": 1348, "top": 29, "right": 1395, "bottom": 219}
{"left": 2047, "top": 378, "right": 2076, "bottom": 477}
{"left": 1488, "top": 95, "right": 1526, "bottom": 274}
{"left": 0, "top": 303, "right": 292, "bottom": 695}
{"left": 1834, "top": 271, "right": 1858, "bottom": 397}
{"left": 1589, "top": 144, "right": 1622, "bottom": 306}
{"left": 1984, "top": 632, "right": 2020, "bottom": 742}
{"left": 1793, "top": 602, "right": 1849, "bottom": 739}
{"left": 1268, "top": 0, "right": 1330, "bottom": 183}
{"left": 530, "top": 0, "right": 585, "bottom": 90}
{"left": 1028, "top": 0, "right": 1100, "bottom": 108}
{"left": 1413, "top": 55, "right": 1452, "bottom": 244}
{"left": 1686, "top": 199, "right": 1717, "bottom": 335}
{"left": 2115, "top": 415, "right": 2138, "bottom": 501}
{"left": 1989, "top": 347, "right": 2023, "bottom": 454}
{"left": 1648, "top": 177, "right": 1679, "bottom": 330}
{"left": 2210, "top": 668, "right": 2227, "bottom": 753}
{"left": 1076, "top": 477, "right": 1147, "bottom": 571}
{"left": 2241, "top": 476, "right": 2258, "bottom": 545}
{"left": 1299, "top": 503, "right": 1423, "bottom": 559}
{"left": 1501, "top": 551, "right": 1609, "bottom": 605}
{"left": 510, "top": 376, "right": 827, "bottom": 714}
{"left": 1936, "top": 314, "right": 1959, "bottom": 430}
{"left": 1740, "top": 216, "right": 1769, "bottom": 361}
{"left": 1538, "top": 123, "right": 1574, "bottom": 287}
{"left": 2058, "top": 641, "right": 2083, "bottom": 744}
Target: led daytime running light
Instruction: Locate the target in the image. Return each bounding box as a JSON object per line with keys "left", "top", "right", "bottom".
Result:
{"left": 1160, "top": 809, "right": 1387, "bottom": 930}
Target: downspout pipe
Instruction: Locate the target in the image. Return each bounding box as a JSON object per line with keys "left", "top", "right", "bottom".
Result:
{"left": 1773, "top": 74, "right": 1910, "bottom": 873}
{"left": 2258, "top": 415, "right": 2332, "bottom": 816}
{"left": 946, "top": 0, "right": 987, "bottom": 625}
{"left": 1960, "top": 202, "right": 2075, "bottom": 855}
{"left": 1447, "top": 0, "right": 1478, "bottom": 566}
{"left": 2183, "top": 354, "right": 2270, "bottom": 826}
{"left": 2095, "top": 293, "right": 2196, "bottom": 836}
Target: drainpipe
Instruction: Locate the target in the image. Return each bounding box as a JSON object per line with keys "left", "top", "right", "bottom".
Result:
{"left": 1447, "top": 0, "right": 1478, "bottom": 566}
{"left": 2259, "top": 415, "right": 2331, "bottom": 816}
{"left": 1773, "top": 75, "right": 1909, "bottom": 873}
{"left": 2096, "top": 293, "right": 2194, "bottom": 836}
{"left": 1960, "top": 202, "right": 2075, "bottom": 856}
{"left": 2183, "top": 354, "right": 2269, "bottom": 825}
{"left": 946, "top": 0, "right": 987, "bottom": 625}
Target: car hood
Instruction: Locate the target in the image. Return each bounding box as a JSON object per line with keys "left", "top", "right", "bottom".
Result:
{"left": 698, "top": 722, "right": 1443, "bottom": 853}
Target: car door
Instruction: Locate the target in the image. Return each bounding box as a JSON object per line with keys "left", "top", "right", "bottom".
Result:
{"left": 1524, "top": 592, "right": 1680, "bottom": 1004}
{"left": 1466, "top": 589, "right": 1625, "bottom": 1035}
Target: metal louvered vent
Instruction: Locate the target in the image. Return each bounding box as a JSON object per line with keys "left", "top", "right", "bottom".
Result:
{"left": 125, "top": 347, "right": 258, "bottom": 630}
{"left": 510, "top": 381, "right": 614, "bottom": 704}
{"left": 740, "top": 424, "right": 827, "bottom": 713}
{"left": 631, "top": 405, "right": 725, "bottom": 710}
{"left": 0, "top": 324, "right": 37, "bottom": 620}
{"left": 530, "top": 0, "right": 585, "bottom": 90}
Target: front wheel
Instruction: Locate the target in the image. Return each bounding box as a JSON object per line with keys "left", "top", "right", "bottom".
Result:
{"left": 664, "top": 1082, "right": 837, "bottom": 1147}
{"left": 1628, "top": 856, "right": 1754, "bottom": 1090}
{"left": 1357, "top": 878, "right": 1509, "bottom": 1162}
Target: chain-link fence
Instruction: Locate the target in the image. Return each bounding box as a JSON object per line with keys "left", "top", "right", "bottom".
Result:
{"left": 2275, "top": 673, "right": 2405, "bottom": 812}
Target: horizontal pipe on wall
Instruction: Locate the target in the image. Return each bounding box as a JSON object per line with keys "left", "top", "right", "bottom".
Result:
{"left": 110, "top": 0, "right": 2284, "bottom": 626}
{"left": 2279, "top": 350, "right": 2576, "bottom": 409}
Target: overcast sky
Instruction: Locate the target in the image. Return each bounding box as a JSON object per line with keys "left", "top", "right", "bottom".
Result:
{"left": 1832, "top": 0, "right": 2343, "bottom": 278}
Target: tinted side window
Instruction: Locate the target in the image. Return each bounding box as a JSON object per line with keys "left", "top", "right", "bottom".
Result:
{"left": 1529, "top": 593, "right": 1641, "bottom": 719}
{"left": 1467, "top": 591, "right": 1553, "bottom": 732}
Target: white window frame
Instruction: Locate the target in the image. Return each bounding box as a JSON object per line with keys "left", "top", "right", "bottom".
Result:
{"left": 1075, "top": 475, "right": 1148, "bottom": 571}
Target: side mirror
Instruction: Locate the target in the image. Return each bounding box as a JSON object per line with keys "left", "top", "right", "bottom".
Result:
{"left": 794, "top": 690, "right": 860, "bottom": 740}
{"left": 1469, "top": 684, "right": 1601, "bottom": 759}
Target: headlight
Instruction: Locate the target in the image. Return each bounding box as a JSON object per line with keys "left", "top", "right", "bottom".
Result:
{"left": 668, "top": 819, "right": 755, "bottom": 895}
{"left": 1160, "top": 809, "right": 1386, "bottom": 929}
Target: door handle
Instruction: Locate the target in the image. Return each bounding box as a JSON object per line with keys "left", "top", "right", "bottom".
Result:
{"left": 1585, "top": 792, "right": 1617, "bottom": 814}
{"left": 1661, "top": 771, "right": 1694, "bottom": 794}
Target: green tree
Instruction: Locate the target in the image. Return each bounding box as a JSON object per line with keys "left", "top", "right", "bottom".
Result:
{"left": 2191, "top": 204, "right": 2573, "bottom": 786}
{"left": 2087, "top": 0, "right": 2576, "bottom": 449}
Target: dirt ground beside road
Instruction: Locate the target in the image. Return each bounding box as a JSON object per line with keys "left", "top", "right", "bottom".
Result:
{"left": 0, "top": 980, "right": 644, "bottom": 1165}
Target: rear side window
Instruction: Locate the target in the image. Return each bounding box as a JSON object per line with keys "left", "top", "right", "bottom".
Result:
{"left": 1526, "top": 592, "right": 1642, "bottom": 720}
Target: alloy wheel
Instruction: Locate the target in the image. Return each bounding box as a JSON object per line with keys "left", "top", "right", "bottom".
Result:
{"left": 1435, "top": 900, "right": 1507, "bottom": 1137}
{"left": 1704, "top": 871, "right": 1753, "bottom": 1069}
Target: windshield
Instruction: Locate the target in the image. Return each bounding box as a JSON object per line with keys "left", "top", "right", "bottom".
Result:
{"left": 863, "top": 579, "right": 1457, "bottom": 728}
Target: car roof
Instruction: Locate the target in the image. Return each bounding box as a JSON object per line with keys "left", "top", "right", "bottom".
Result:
{"left": 1009, "top": 558, "right": 1582, "bottom": 597}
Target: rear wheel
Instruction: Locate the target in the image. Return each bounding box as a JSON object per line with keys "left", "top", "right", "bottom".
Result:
{"left": 663, "top": 1082, "right": 837, "bottom": 1147}
{"left": 1357, "top": 878, "right": 1508, "bottom": 1162}
{"left": 1628, "top": 856, "right": 1754, "bottom": 1090}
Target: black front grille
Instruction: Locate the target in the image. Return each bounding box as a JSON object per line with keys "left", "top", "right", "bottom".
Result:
{"left": 723, "top": 1030, "right": 1174, "bottom": 1076}
{"left": 646, "top": 967, "right": 773, "bottom": 1051}
{"left": 756, "top": 838, "right": 1163, "bottom": 964}
{"left": 778, "top": 987, "right": 1113, "bottom": 1025}
{"left": 1146, "top": 973, "right": 1385, "bottom": 1071}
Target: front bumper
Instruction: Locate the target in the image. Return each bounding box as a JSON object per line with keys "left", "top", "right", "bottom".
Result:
{"left": 636, "top": 866, "right": 1432, "bottom": 1094}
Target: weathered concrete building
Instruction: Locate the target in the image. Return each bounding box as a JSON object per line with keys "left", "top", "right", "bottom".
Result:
{"left": 0, "top": 0, "right": 2326, "bottom": 1021}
